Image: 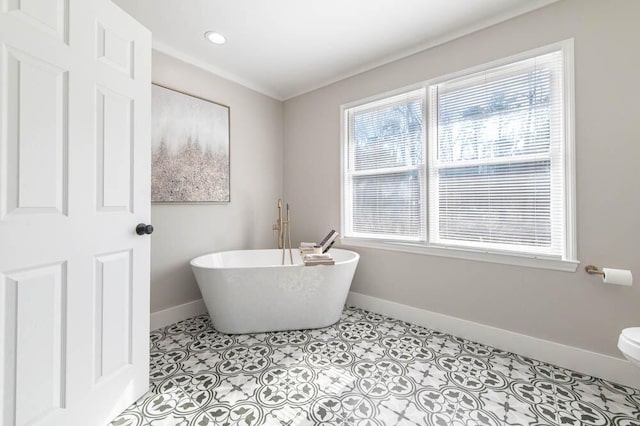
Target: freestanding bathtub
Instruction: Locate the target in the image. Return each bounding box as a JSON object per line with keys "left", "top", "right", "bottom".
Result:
{"left": 190, "top": 248, "right": 359, "bottom": 334}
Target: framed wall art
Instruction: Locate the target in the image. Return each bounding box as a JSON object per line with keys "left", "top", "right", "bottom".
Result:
{"left": 151, "top": 84, "right": 230, "bottom": 203}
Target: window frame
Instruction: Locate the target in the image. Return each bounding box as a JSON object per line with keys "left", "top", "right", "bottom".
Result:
{"left": 340, "top": 39, "right": 577, "bottom": 272}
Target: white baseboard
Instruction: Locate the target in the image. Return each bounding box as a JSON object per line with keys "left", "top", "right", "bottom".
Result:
{"left": 150, "top": 299, "right": 208, "bottom": 331}
{"left": 347, "top": 291, "right": 640, "bottom": 389}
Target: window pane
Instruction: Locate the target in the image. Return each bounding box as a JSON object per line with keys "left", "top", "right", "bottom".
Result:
{"left": 352, "top": 171, "right": 423, "bottom": 238}
{"left": 430, "top": 50, "right": 565, "bottom": 256}
{"left": 437, "top": 161, "right": 551, "bottom": 246}
{"left": 351, "top": 98, "right": 423, "bottom": 171}
{"left": 437, "top": 68, "right": 553, "bottom": 163}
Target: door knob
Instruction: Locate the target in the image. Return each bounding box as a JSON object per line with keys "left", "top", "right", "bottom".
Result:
{"left": 136, "top": 223, "right": 154, "bottom": 235}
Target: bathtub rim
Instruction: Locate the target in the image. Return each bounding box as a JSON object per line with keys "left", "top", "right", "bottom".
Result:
{"left": 190, "top": 248, "right": 359, "bottom": 269}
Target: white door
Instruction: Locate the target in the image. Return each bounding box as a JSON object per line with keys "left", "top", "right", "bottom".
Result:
{"left": 0, "top": 0, "right": 151, "bottom": 425}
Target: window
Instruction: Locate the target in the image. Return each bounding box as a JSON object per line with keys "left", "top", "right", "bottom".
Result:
{"left": 343, "top": 90, "right": 426, "bottom": 241}
{"left": 341, "top": 41, "right": 576, "bottom": 270}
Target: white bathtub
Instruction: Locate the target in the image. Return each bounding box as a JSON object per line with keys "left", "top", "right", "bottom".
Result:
{"left": 190, "top": 248, "right": 359, "bottom": 334}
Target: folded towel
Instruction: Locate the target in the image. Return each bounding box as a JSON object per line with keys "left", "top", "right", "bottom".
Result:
{"left": 304, "top": 258, "right": 335, "bottom": 266}
{"left": 304, "top": 253, "right": 333, "bottom": 260}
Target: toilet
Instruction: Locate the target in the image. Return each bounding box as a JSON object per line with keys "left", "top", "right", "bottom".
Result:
{"left": 618, "top": 327, "right": 640, "bottom": 368}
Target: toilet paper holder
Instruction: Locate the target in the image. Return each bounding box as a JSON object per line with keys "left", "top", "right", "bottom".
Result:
{"left": 585, "top": 265, "right": 633, "bottom": 286}
{"left": 585, "top": 265, "right": 604, "bottom": 275}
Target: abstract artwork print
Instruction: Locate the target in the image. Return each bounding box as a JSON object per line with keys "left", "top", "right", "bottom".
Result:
{"left": 152, "top": 84, "right": 230, "bottom": 203}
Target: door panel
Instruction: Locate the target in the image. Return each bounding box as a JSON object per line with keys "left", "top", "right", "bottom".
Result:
{"left": 96, "top": 21, "right": 133, "bottom": 78}
{"left": 94, "top": 250, "right": 132, "bottom": 382}
{"left": 96, "top": 86, "right": 133, "bottom": 212}
{"left": 3, "top": 0, "right": 69, "bottom": 42}
{"left": 2, "top": 263, "right": 67, "bottom": 426}
{"left": 3, "top": 46, "right": 68, "bottom": 217}
{"left": 0, "top": 0, "right": 150, "bottom": 425}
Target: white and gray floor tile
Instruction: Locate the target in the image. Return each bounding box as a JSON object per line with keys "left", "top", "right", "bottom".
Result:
{"left": 111, "top": 307, "right": 640, "bottom": 426}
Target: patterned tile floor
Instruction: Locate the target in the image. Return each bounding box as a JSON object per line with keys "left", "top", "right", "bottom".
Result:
{"left": 111, "top": 307, "right": 640, "bottom": 426}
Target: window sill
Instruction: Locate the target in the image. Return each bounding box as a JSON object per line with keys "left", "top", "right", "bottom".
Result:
{"left": 339, "top": 237, "right": 579, "bottom": 272}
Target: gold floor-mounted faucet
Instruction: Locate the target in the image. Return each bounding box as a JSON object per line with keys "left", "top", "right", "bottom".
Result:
{"left": 273, "top": 199, "right": 284, "bottom": 249}
{"left": 272, "top": 198, "right": 293, "bottom": 264}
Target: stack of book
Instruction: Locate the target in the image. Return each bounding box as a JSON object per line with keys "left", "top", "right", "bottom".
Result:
{"left": 299, "top": 230, "right": 340, "bottom": 266}
{"left": 303, "top": 253, "right": 335, "bottom": 266}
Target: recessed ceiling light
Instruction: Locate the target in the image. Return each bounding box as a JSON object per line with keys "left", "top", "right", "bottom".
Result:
{"left": 204, "top": 31, "right": 226, "bottom": 45}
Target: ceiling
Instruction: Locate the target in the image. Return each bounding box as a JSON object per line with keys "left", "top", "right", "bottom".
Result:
{"left": 113, "top": 0, "right": 558, "bottom": 100}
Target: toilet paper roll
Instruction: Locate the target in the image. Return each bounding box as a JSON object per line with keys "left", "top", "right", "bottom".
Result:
{"left": 602, "top": 268, "right": 633, "bottom": 286}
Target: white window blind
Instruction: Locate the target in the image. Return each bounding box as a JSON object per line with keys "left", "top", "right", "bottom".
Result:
{"left": 428, "top": 50, "right": 566, "bottom": 256}
{"left": 344, "top": 89, "right": 426, "bottom": 241}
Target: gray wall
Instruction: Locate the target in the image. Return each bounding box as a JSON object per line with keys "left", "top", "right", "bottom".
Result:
{"left": 151, "top": 51, "right": 283, "bottom": 313}
{"left": 283, "top": 0, "right": 640, "bottom": 357}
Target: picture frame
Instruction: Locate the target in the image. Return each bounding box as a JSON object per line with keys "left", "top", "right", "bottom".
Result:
{"left": 151, "top": 83, "right": 230, "bottom": 203}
